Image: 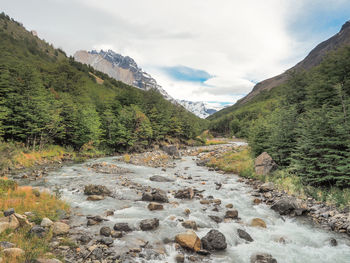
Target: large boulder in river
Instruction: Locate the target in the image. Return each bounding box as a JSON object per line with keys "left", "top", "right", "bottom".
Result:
{"left": 255, "top": 152, "right": 277, "bottom": 175}
{"left": 271, "top": 198, "right": 298, "bottom": 215}
{"left": 162, "top": 145, "right": 180, "bottom": 157}
{"left": 142, "top": 188, "right": 169, "bottom": 203}
{"left": 174, "top": 188, "right": 194, "bottom": 199}
{"left": 149, "top": 175, "right": 175, "bottom": 182}
{"left": 84, "top": 185, "right": 111, "bottom": 196}
{"left": 201, "top": 229, "right": 227, "bottom": 251}
{"left": 175, "top": 230, "right": 201, "bottom": 252}
{"left": 250, "top": 253, "right": 277, "bottom": 263}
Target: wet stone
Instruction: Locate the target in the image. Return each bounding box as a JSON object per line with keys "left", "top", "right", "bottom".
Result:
{"left": 114, "top": 223, "right": 132, "bottom": 232}
{"left": 225, "top": 210, "right": 238, "bottom": 219}
{"left": 201, "top": 229, "right": 227, "bottom": 251}
{"left": 250, "top": 253, "right": 277, "bottom": 263}
{"left": 237, "top": 229, "right": 253, "bottom": 242}
{"left": 99, "top": 237, "right": 114, "bottom": 246}
{"left": 140, "top": 218, "right": 159, "bottom": 231}
{"left": 209, "top": 215, "right": 223, "bottom": 223}
{"left": 100, "top": 226, "right": 111, "bottom": 237}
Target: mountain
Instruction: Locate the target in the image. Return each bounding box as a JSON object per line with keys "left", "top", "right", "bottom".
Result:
{"left": 0, "top": 13, "right": 206, "bottom": 153}
{"left": 74, "top": 49, "right": 221, "bottom": 118}
{"left": 176, "top": 100, "right": 219, "bottom": 119}
{"left": 74, "top": 49, "right": 174, "bottom": 102}
{"left": 236, "top": 20, "right": 350, "bottom": 106}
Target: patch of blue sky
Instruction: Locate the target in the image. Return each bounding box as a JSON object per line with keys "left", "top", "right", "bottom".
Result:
{"left": 161, "top": 65, "right": 213, "bottom": 83}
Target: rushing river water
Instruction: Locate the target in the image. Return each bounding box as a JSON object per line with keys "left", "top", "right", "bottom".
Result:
{"left": 27, "top": 145, "right": 350, "bottom": 263}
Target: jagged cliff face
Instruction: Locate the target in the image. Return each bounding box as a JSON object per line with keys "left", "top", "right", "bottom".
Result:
{"left": 74, "top": 50, "right": 174, "bottom": 102}
{"left": 238, "top": 20, "right": 350, "bottom": 105}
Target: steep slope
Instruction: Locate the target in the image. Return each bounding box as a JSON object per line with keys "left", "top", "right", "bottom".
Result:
{"left": 229, "top": 20, "right": 350, "bottom": 107}
{"left": 0, "top": 13, "right": 206, "bottom": 152}
{"left": 74, "top": 50, "right": 175, "bottom": 102}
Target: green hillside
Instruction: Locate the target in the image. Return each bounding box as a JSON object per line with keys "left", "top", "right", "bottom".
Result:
{"left": 0, "top": 13, "right": 207, "bottom": 155}
{"left": 209, "top": 47, "right": 350, "bottom": 187}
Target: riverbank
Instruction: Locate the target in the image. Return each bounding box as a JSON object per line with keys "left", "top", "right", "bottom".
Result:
{"left": 1, "top": 142, "right": 349, "bottom": 262}
{"left": 193, "top": 145, "right": 350, "bottom": 237}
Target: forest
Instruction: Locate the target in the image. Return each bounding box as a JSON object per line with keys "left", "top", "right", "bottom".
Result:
{"left": 209, "top": 46, "right": 350, "bottom": 188}
{"left": 0, "top": 13, "right": 207, "bottom": 156}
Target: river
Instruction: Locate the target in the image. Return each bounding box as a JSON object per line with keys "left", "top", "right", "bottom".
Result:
{"left": 26, "top": 143, "right": 350, "bottom": 263}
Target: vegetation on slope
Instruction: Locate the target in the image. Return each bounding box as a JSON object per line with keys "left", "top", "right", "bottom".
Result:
{"left": 0, "top": 12, "right": 207, "bottom": 167}
{"left": 209, "top": 46, "right": 350, "bottom": 191}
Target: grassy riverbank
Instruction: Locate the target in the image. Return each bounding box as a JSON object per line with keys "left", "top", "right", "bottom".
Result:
{"left": 0, "top": 178, "right": 69, "bottom": 262}
{"left": 207, "top": 146, "right": 350, "bottom": 209}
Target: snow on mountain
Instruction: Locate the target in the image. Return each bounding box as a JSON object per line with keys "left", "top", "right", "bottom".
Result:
{"left": 177, "top": 100, "right": 225, "bottom": 119}
{"left": 74, "top": 49, "right": 223, "bottom": 118}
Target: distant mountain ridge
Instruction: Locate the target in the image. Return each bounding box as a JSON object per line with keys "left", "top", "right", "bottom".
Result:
{"left": 74, "top": 49, "right": 221, "bottom": 118}
{"left": 74, "top": 49, "right": 174, "bottom": 102}
{"left": 236, "top": 20, "right": 350, "bottom": 105}
{"left": 177, "top": 100, "right": 220, "bottom": 119}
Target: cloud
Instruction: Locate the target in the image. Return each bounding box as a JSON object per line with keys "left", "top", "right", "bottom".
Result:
{"left": 2, "top": 0, "right": 349, "bottom": 104}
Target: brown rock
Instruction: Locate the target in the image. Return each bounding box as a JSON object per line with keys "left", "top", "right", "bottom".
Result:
{"left": 250, "top": 218, "right": 267, "bottom": 228}
{"left": 225, "top": 210, "right": 238, "bottom": 219}
{"left": 253, "top": 198, "right": 262, "bottom": 205}
{"left": 254, "top": 152, "right": 277, "bottom": 175}
{"left": 87, "top": 195, "right": 105, "bottom": 201}
{"left": 52, "top": 222, "right": 70, "bottom": 235}
{"left": 175, "top": 230, "right": 201, "bottom": 252}
{"left": 148, "top": 202, "right": 164, "bottom": 211}
{"left": 225, "top": 203, "right": 233, "bottom": 208}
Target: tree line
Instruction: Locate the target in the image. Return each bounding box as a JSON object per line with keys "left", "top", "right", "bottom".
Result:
{"left": 0, "top": 13, "right": 206, "bottom": 153}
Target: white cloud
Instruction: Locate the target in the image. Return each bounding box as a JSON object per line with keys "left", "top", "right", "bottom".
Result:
{"left": 2, "top": 0, "right": 349, "bottom": 104}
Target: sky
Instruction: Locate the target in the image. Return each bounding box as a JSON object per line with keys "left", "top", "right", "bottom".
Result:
{"left": 2, "top": 0, "right": 350, "bottom": 107}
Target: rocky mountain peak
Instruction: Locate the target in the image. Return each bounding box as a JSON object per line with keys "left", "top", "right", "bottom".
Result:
{"left": 340, "top": 20, "right": 350, "bottom": 32}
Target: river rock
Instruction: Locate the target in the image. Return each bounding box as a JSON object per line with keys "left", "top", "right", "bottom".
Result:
{"left": 250, "top": 253, "right": 277, "bottom": 263}
{"left": 250, "top": 218, "right": 267, "bottom": 228}
{"left": 253, "top": 198, "right": 262, "bottom": 205}
{"left": 0, "top": 241, "right": 15, "bottom": 249}
{"left": 226, "top": 203, "right": 233, "bottom": 208}
{"left": 142, "top": 189, "right": 169, "bottom": 203}
{"left": 259, "top": 182, "right": 274, "bottom": 192}
{"left": 114, "top": 223, "right": 132, "bottom": 232}
{"left": 201, "top": 229, "right": 227, "bottom": 251}
{"left": 52, "top": 222, "right": 70, "bottom": 236}
{"left": 99, "top": 237, "right": 114, "bottom": 246}
{"left": 330, "top": 238, "right": 337, "bottom": 246}
{"left": 271, "top": 198, "right": 298, "bottom": 215}
{"left": 255, "top": 152, "right": 277, "bottom": 175}
{"left": 87, "top": 195, "right": 105, "bottom": 201}
{"left": 84, "top": 184, "right": 111, "bottom": 196}
{"left": 162, "top": 145, "right": 180, "bottom": 157}
{"left": 184, "top": 208, "right": 191, "bottom": 215}
{"left": 175, "top": 254, "right": 185, "bottom": 263}
{"left": 209, "top": 215, "right": 223, "bottom": 223}
{"left": 182, "top": 220, "right": 197, "bottom": 230}
{"left": 41, "top": 218, "right": 53, "bottom": 227}
{"left": 3, "top": 208, "right": 15, "bottom": 217}
{"left": 2, "top": 248, "right": 25, "bottom": 258}
{"left": 237, "top": 229, "right": 253, "bottom": 242}
{"left": 175, "top": 188, "right": 194, "bottom": 199}
{"left": 29, "top": 225, "right": 47, "bottom": 238}
{"left": 79, "top": 234, "right": 92, "bottom": 244}
{"left": 150, "top": 175, "right": 175, "bottom": 182}
{"left": 140, "top": 218, "right": 159, "bottom": 231}
{"left": 175, "top": 230, "right": 201, "bottom": 252}
{"left": 111, "top": 231, "right": 123, "bottom": 238}
{"left": 148, "top": 202, "right": 164, "bottom": 211}
{"left": 225, "top": 210, "right": 238, "bottom": 219}
{"left": 100, "top": 226, "right": 111, "bottom": 237}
